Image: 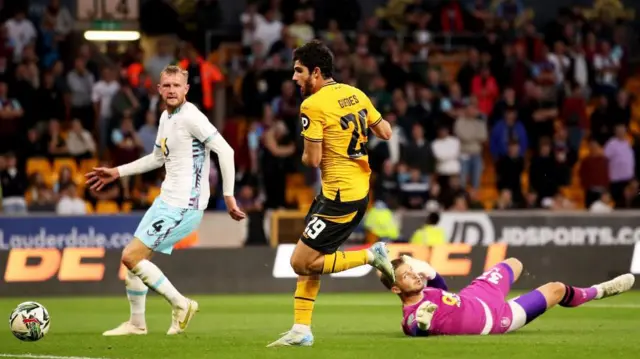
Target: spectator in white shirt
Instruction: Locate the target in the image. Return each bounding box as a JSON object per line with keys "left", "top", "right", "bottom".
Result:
{"left": 254, "top": 8, "right": 283, "bottom": 57}
{"left": 589, "top": 192, "right": 613, "bottom": 213}
{"left": 432, "top": 125, "right": 461, "bottom": 190}
{"left": 547, "top": 40, "right": 570, "bottom": 85}
{"left": 5, "top": 9, "right": 37, "bottom": 63}
{"left": 593, "top": 40, "right": 620, "bottom": 96}
{"left": 66, "top": 119, "right": 97, "bottom": 159}
{"left": 92, "top": 67, "right": 120, "bottom": 154}
{"left": 240, "top": 2, "right": 264, "bottom": 48}
{"left": 56, "top": 183, "right": 86, "bottom": 215}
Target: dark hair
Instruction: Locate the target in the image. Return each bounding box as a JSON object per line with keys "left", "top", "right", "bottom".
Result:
{"left": 293, "top": 40, "right": 334, "bottom": 79}
{"left": 380, "top": 258, "right": 406, "bottom": 290}
{"left": 426, "top": 212, "right": 440, "bottom": 225}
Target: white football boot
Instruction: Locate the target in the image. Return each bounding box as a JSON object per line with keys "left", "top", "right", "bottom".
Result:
{"left": 267, "top": 330, "right": 314, "bottom": 347}
{"left": 166, "top": 298, "right": 199, "bottom": 335}
{"left": 594, "top": 273, "right": 635, "bottom": 299}
{"left": 102, "top": 322, "right": 147, "bottom": 336}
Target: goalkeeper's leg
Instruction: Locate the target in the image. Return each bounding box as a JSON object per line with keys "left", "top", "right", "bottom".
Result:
{"left": 506, "top": 273, "right": 635, "bottom": 333}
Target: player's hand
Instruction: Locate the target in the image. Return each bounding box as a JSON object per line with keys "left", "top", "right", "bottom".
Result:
{"left": 416, "top": 301, "right": 438, "bottom": 331}
{"left": 85, "top": 167, "right": 120, "bottom": 191}
{"left": 402, "top": 255, "right": 437, "bottom": 280}
{"left": 224, "top": 196, "right": 247, "bottom": 221}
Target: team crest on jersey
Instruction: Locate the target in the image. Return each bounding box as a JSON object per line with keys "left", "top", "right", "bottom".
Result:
{"left": 160, "top": 138, "right": 170, "bottom": 158}
{"left": 500, "top": 317, "right": 511, "bottom": 328}
{"left": 300, "top": 113, "right": 310, "bottom": 131}
{"left": 441, "top": 291, "right": 461, "bottom": 307}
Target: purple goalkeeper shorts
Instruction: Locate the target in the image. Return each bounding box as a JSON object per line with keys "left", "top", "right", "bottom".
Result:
{"left": 459, "top": 263, "right": 518, "bottom": 334}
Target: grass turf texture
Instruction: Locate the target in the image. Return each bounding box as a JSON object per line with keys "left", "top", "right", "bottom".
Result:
{"left": 0, "top": 292, "right": 639, "bottom": 359}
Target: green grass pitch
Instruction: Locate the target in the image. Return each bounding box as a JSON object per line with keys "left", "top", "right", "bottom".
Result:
{"left": 0, "top": 291, "right": 639, "bottom": 359}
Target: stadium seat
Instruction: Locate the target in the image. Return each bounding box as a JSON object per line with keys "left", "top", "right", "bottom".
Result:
{"left": 26, "top": 157, "right": 52, "bottom": 176}
{"left": 79, "top": 158, "right": 99, "bottom": 175}
{"left": 85, "top": 201, "right": 94, "bottom": 214}
{"left": 53, "top": 158, "right": 78, "bottom": 176}
{"left": 96, "top": 200, "right": 120, "bottom": 214}
{"left": 121, "top": 201, "right": 133, "bottom": 213}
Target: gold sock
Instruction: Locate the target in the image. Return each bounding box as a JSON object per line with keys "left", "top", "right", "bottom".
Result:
{"left": 322, "top": 250, "right": 369, "bottom": 274}
{"left": 294, "top": 278, "right": 321, "bottom": 326}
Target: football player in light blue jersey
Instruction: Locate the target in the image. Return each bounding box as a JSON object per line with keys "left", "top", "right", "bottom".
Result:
{"left": 86, "top": 65, "right": 246, "bottom": 336}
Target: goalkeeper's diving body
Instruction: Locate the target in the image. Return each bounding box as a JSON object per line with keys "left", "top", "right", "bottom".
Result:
{"left": 382, "top": 256, "right": 635, "bottom": 336}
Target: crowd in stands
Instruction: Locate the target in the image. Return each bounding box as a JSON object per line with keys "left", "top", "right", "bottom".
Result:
{"left": 0, "top": 0, "right": 639, "bottom": 217}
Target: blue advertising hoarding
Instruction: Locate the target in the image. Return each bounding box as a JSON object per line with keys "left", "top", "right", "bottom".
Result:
{"left": 0, "top": 215, "right": 141, "bottom": 250}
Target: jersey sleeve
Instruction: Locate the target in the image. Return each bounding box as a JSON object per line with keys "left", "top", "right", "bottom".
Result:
{"left": 300, "top": 100, "right": 324, "bottom": 142}
{"left": 185, "top": 110, "right": 219, "bottom": 144}
{"left": 402, "top": 311, "right": 429, "bottom": 337}
{"left": 364, "top": 94, "right": 383, "bottom": 127}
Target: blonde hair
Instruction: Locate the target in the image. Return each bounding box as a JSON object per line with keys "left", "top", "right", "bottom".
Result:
{"left": 160, "top": 65, "right": 188, "bottom": 81}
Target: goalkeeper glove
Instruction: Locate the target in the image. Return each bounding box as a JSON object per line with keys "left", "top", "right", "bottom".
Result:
{"left": 402, "top": 255, "right": 437, "bottom": 280}
{"left": 416, "top": 301, "right": 439, "bottom": 331}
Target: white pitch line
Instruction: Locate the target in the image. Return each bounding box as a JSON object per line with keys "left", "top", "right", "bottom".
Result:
{"left": 0, "top": 354, "right": 113, "bottom": 359}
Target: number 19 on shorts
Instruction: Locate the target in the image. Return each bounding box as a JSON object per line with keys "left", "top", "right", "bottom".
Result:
{"left": 304, "top": 217, "right": 327, "bottom": 240}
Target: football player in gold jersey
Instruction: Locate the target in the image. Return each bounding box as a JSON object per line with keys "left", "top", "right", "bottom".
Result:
{"left": 268, "top": 40, "right": 394, "bottom": 347}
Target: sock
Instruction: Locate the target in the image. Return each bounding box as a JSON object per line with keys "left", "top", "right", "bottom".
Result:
{"left": 513, "top": 289, "right": 548, "bottom": 324}
{"left": 293, "top": 278, "right": 320, "bottom": 330}
{"left": 132, "top": 260, "right": 186, "bottom": 308}
{"left": 125, "top": 270, "right": 148, "bottom": 328}
{"left": 559, "top": 285, "right": 598, "bottom": 308}
{"left": 322, "top": 250, "right": 368, "bottom": 274}
{"left": 426, "top": 273, "right": 448, "bottom": 291}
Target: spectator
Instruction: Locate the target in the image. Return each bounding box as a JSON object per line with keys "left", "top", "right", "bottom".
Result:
{"left": 35, "top": 70, "right": 66, "bottom": 123}
{"left": 590, "top": 94, "right": 611, "bottom": 145}
{"left": 254, "top": 8, "right": 283, "bottom": 58}
{"left": 604, "top": 124, "right": 635, "bottom": 204}
{"left": 401, "top": 123, "right": 434, "bottom": 176}
{"left": 529, "top": 138, "right": 559, "bottom": 203}
{"left": 237, "top": 184, "right": 267, "bottom": 246}
{"left": 288, "top": 10, "right": 314, "bottom": 46}
{"left": 409, "top": 212, "right": 446, "bottom": 246}
{"left": 145, "top": 39, "right": 175, "bottom": 82}
{"left": 521, "top": 83, "right": 558, "bottom": 148}
{"left": 369, "top": 112, "right": 406, "bottom": 170}
{"left": 609, "top": 90, "right": 631, "bottom": 127}
{"left": 56, "top": 183, "right": 86, "bottom": 215}
{"left": 399, "top": 168, "right": 429, "bottom": 210}
{"left": 23, "top": 128, "right": 48, "bottom": 159}
{"left": 593, "top": 40, "right": 620, "bottom": 97}
{"left": 542, "top": 192, "right": 575, "bottom": 211}
{"left": 547, "top": 40, "right": 570, "bottom": 85}
{"left": 589, "top": 192, "right": 613, "bottom": 213}
{"left": 53, "top": 166, "right": 75, "bottom": 195}
{"left": 66, "top": 119, "right": 97, "bottom": 160}
{"left": 374, "top": 159, "right": 399, "bottom": 200}
{"left": 137, "top": 111, "right": 158, "bottom": 156}
{"left": 261, "top": 120, "right": 295, "bottom": 209}
{"left": 471, "top": 66, "right": 499, "bottom": 118}
{"left": 579, "top": 139, "right": 610, "bottom": 208}
{"left": 0, "top": 80, "right": 24, "bottom": 153}
{"left": 617, "top": 180, "right": 640, "bottom": 209}
{"left": 111, "top": 115, "right": 143, "bottom": 167}
{"left": 5, "top": 9, "right": 36, "bottom": 63}
{"left": 489, "top": 107, "right": 527, "bottom": 160}
{"left": 431, "top": 125, "right": 461, "bottom": 190}
{"left": 496, "top": 140, "right": 525, "bottom": 205}
{"left": 457, "top": 48, "right": 481, "bottom": 97}
{"left": 28, "top": 185, "right": 56, "bottom": 212}
{"left": 0, "top": 152, "right": 27, "bottom": 214}
{"left": 454, "top": 98, "right": 488, "bottom": 189}
{"left": 494, "top": 189, "right": 516, "bottom": 210}
{"left": 110, "top": 78, "right": 141, "bottom": 126}
{"left": 67, "top": 56, "right": 95, "bottom": 131}
{"left": 92, "top": 66, "right": 120, "bottom": 153}
{"left": 490, "top": 87, "right": 517, "bottom": 127}
{"left": 561, "top": 82, "right": 588, "bottom": 152}
{"left": 41, "top": 119, "right": 68, "bottom": 159}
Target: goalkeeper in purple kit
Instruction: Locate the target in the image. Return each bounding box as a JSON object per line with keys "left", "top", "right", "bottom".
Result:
{"left": 381, "top": 256, "right": 635, "bottom": 336}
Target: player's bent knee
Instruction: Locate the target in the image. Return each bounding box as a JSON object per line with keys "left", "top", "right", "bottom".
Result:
{"left": 121, "top": 238, "right": 152, "bottom": 270}
{"left": 503, "top": 257, "right": 523, "bottom": 279}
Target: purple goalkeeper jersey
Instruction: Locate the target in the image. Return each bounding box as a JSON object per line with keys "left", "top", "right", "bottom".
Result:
{"left": 401, "top": 287, "right": 491, "bottom": 336}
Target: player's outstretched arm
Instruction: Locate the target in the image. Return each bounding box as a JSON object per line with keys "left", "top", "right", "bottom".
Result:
{"left": 85, "top": 151, "right": 164, "bottom": 191}
{"left": 370, "top": 118, "right": 392, "bottom": 140}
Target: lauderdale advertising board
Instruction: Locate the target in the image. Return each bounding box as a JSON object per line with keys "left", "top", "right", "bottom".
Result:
{"left": 0, "top": 216, "right": 140, "bottom": 250}
{"left": 0, "top": 244, "right": 637, "bottom": 297}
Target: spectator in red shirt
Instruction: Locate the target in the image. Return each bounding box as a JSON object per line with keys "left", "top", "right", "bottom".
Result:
{"left": 471, "top": 66, "right": 499, "bottom": 117}
{"left": 579, "top": 139, "right": 610, "bottom": 208}
{"left": 561, "top": 82, "right": 588, "bottom": 152}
